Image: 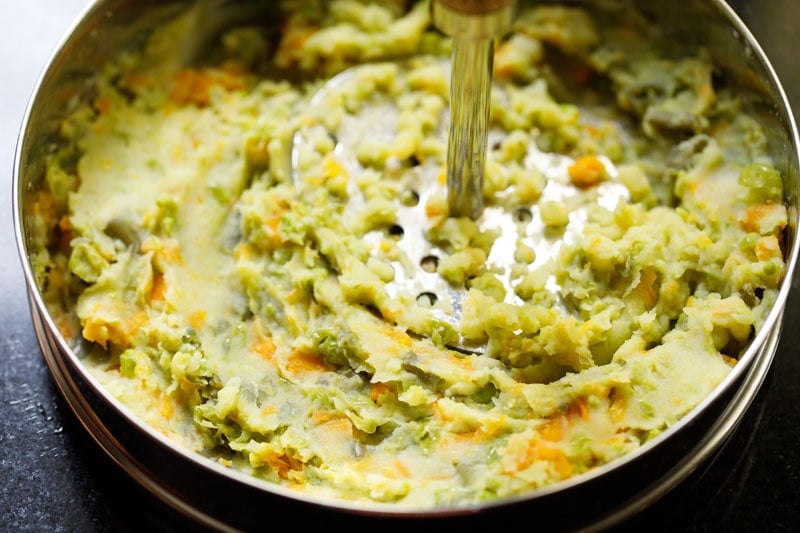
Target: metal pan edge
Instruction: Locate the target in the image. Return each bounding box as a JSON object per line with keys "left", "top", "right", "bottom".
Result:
{"left": 13, "top": 0, "right": 800, "bottom": 528}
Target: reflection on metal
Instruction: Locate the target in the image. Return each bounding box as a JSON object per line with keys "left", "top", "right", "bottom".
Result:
{"left": 431, "top": 0, "right": 517, "bottom": 219}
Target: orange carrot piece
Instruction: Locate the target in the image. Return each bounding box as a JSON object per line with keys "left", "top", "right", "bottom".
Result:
{"left": 568, "top": 155, "right": 607, "bottom": 189}
{"left": 169, "top": 69, "right": 214, "bottom": 106}
{"left": 150, "top": 273, "right": 167, "bottom": 302}
{"left": 286, "top": 350, "right": 331, "bottom": 375}
{"left": 252, "top": 338, "right": 277, "bottom": 361}
{"left": 566, "top": 396, "right": 590, "bottom": 421}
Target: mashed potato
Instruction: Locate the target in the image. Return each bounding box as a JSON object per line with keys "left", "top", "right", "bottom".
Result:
{"left": 31, "top": 0, "right": 788, "bottom": 509}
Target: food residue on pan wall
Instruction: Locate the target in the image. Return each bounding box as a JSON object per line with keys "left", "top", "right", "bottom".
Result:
{"left": 28, "top": 0, "right": 788, "bottom": 508}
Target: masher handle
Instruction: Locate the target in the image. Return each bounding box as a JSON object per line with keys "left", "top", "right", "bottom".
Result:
{"left": 431, "top": 0, "right": 517, "bottom": 218}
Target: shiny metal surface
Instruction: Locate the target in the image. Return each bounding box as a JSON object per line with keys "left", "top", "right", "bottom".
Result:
{"left": 12, "top": 0, "right": 800, "bottom": 528}
{"left": 291, "top": 58, "right": 629, "bottom": 353}
{"left": 444, "top": 35, "right": 493, "bottom": 219}
{"left": 432, "top": 0, "right": 517, "bottom": 218}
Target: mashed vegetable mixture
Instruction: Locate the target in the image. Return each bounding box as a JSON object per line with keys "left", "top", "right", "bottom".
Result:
{"left": 31, "top": 0, "right": 788, "bottom": 508}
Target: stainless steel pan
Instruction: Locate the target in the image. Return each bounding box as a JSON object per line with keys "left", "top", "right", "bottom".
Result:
{"left": 14, "top": 0, "right": 800, "bottom": 529}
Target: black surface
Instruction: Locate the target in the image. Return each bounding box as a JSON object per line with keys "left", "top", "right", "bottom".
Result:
{"left": 2, "top": 1, "right": 799, "bottom": 531}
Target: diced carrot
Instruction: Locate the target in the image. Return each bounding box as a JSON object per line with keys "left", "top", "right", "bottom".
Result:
{"left": 310, "top": 410, "right": 337, "bottom": 425}
{"left": 312, "top": 415, "right": 354, "bottom": 456}
{"left": 632, "top": 268, "right": 658, "bottom": 309}
{"left": 534, "top": 443, "right": 573, "bottom": 478}
{"left": 566, "top": 396, "right": 590, "bottom": 421}
{"left": 263, "top": 211, "right": 286, "bottom": 248}
{"left": 260, "top": 451, "right": 303, "bottom": 480}
{"left": 512, "top": 439, "right": 573, "bottom": 478}
{"left": 252, "top": 338, "right": 277, "bottom": 361}
{"left": 84, "top": 307, "right": 148, "bottom": 349}
{"left": 286, "top": 350, "right": 331, "bottom": 375}
{"left": 318, "top": 415, "right": 352, "bottom": 436}
{"left": 425, "top": 195, "right": 448, "bottom": 220}
{"left": 169, "top": 69, "right": 214, "bottom": 106}
{"left": 568, "top": 155, "right": 607, "bottom": 189}
{"left": 82, "top": 318, "right": 126, "bottom": 349}
{"left": 481, "top": 416, "right": 508, "bottom": 438}
{"left": 149, "top": 273, "right": 167, "bottom": 302}
{"left": 755, "top": 235, "right": 781, "bottom": 261}
{"left": 369, "top": 382, "right": 393, "bottom": 402}
{"left": 742, "top": 203, "right": 783, "bottom": 234}
{"left": 383, "top": 326, "right": 413, "bottom": 348}
{"left": 539, "top": 417, "right": 564, "bottom": 442}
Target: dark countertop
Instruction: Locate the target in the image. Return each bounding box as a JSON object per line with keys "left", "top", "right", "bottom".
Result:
{"left": 2, "top": 1, "right": 799, "bottom": 531}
